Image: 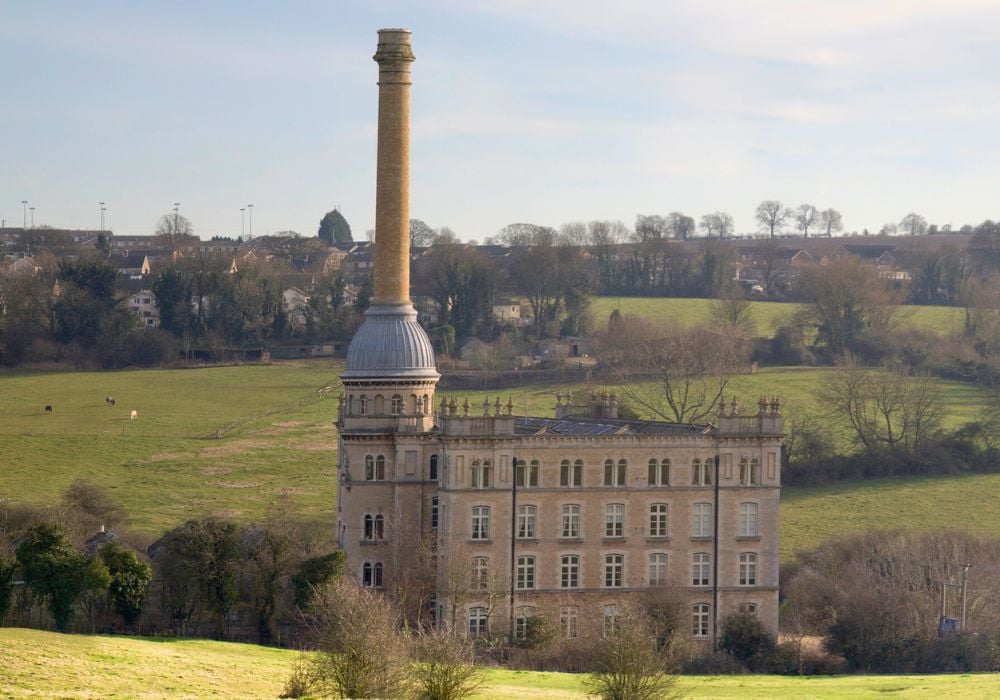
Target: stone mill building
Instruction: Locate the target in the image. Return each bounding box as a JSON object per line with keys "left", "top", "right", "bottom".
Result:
{"left": 336, "top": 28, "right": 784, "bottom": 646}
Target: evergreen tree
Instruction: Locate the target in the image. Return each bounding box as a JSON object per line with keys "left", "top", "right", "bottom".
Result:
{"left": 318, "top": 209, "right": 352, "bottom": 244}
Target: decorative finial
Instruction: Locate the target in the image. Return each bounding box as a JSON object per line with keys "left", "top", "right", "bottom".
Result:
{"left": 506, "top": 396, "right": 514, "bottom": 415}
{"left": 483, "top": 398, "right": 491, "bottom": 416}
{"left": 462, "top": 397, "right": 470, "bottom": 416}
{"left": 494, "top": 397, "right": 502, "bottom": 416}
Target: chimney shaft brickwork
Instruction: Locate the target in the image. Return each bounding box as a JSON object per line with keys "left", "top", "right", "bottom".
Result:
{"left": 372, "top": 29, "right": 415, "bottom": 304}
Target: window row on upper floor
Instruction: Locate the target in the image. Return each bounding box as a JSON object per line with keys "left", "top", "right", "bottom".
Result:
{"left": 347, "top": 392, "right": 433, "bottom": 417}
{"left": 465, "top": 550, "right": 761, "bottom": 593}
{"left": 467, "top": 501, "right": 760, "bottom": 541}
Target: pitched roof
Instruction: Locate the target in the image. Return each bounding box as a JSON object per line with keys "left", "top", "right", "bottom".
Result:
{"left": 514, "top": 415, "right": 711, "bottom": 436}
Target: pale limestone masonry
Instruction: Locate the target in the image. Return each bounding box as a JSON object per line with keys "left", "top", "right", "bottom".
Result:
{"left": 336, "top": 29, "right": 785, "bottom": 646}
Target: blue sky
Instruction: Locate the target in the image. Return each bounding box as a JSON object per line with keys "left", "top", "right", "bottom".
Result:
{"left": 3, "top": 1, "right": 999, "bottom": 240}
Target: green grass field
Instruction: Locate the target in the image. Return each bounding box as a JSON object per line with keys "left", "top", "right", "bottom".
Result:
{"left": 3, "top": 628, "right": 1000, "bottom": 699}
{"left": 1, "top": 364, "right": 996, "bottom": 561}
{"left": 590, "top": 296, "right": 966, "bottom": 337}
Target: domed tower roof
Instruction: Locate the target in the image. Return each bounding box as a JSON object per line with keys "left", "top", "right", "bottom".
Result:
{"left": 342, "top": 303, "right": 439, "bottom": 380}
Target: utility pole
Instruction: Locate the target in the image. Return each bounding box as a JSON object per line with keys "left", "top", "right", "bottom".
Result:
{"left": 247, "top": 203, "right": 254, "bottom": 239}
{"left": 99, "top": 202, "right": 106, "bottom": 231}
{"left": 21, "top": 200, "right": 27, "bottom": 229}
{"left": 29, "top": 207, "right": 34, "bottom": 229}
{"left": 240, "top": 207, "right": 246, "bottom": 239}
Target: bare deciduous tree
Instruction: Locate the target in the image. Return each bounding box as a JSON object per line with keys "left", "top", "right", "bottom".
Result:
{"left": 306, "top": 579, "right": 412, "bottom": 699}
{"left": 755, "top": 200, "right": 789, "bottom": 238}
{"left": 582, "top": 603, "right": 681, "bottom": 700}
{"left": 795, "top": 204, "right": 818, "bottom": 238}
{"left": 709, "top": 288, "right": 757, "bottom": 338}
{"left": 603, "top": 316, "right": 749, "bottom": 424}
{"left": 819, "top": 208, "right": 843, "bottom": 237}
{"left": 411, "top": 629, "right": 484, "bottom": 700}
{"left": 699, "top": 211, "right": 734, "bottom": 238}
{"left": 819, "top": 361, "right": 945, "bottom": 454}
{"left": 899, "top": 212, "right": 929, "bottom": 236}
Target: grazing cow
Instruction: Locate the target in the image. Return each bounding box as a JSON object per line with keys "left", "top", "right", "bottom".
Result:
{"left": 45, "top": 405, "right": 53, "bottom": 413}
{"left": 130, "top": 410, "right": 138, "bottom": 421}
{"left": 106, "top": 396, "right": 116, "bottom": 407}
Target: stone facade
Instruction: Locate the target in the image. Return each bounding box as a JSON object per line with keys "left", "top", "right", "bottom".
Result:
{"left": 336, "top": 29, "right": 784, "bottom": 647}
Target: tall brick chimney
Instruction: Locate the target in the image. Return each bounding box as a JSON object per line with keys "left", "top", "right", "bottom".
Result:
{"left": 341, "top": 29, "right": 437, "bottom": 383}
{"left": 372, "top": 29, "right": 414, "bottom": 305}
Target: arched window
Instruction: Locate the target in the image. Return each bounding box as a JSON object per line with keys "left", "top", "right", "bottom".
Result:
{"left": 692, "top": 502, "right": 712, "bottom": 537}
{"left": 560, "top": 459, "right": 583, "bottom": 487}
{"left": 422, "top": 393, "right": 430, "bottom": 414}
{"left": 516, "top": 556, "right": 536, "bottom": 590}
{"left": 471, "top": 460, "right": 493, "bottom": 488}
{"left": 561, "top": 504, "right": 581, "bottom": 539}
{"left": 362, "top": 561, "right": 383, "bottom": 588}
{"left": 471, "top": 556, "right": 489, "bottom": 590}
{"left": 468, "top": 607, "right": 488, "bottom": 638}
{"left": 605, "top": 503, "right": 624, "bottom": 537}
{"left": 604, "top": 458, "right": 626, "bottom": 487}
{"left": 429, "top": 455, "right": 439, "bottom": 481}
{"left": 363, "top": 513, "right": 385, "bottom": 541}
{"left": 391, "top": 394, "right": 403, "bottom": 415}
{"left": 517, "top": 505, "right": 537, "bottom": 539}
{"left": 649, "top": 553, "right": 668, "bottom": 586}
{"left": 604, "top": 554, "right": 624, "bottom": 588}
{"left": 516, "top": 459, "right": 539, "bottom": 487}
{"left": 750, "top": 457, "right": 761, "bottom": 485}
{"left": 364, "top": 455, "right": 375, "bottom": 481}
{"left": 374, "top": 394, "right": 384, "bottom": 415}
{"left": 649, "top": 503, "right": 668, "bottom": 538}
{"left": 359, "top": 395, "right": 368, "bottom": 416}
{"left": 649, "top": 458, "right": 669, "bottom": 486}
{"left": 692, "top": 553, "right": 710, "bottom": 587}
{"left": 408, "top": 394, "right": 418, "bottom": 414}
{"left": 471, "top": 506, "right": 490, "bottom": 540}
{"left": 692, "top": 458, "right": 711, "bottom": 486}
{"left": 692, "top": 604, "right": 710, "bottom": 637}
{"left": 515, "top": 606, "right": 536, "bottom": 641}
{"left": 739, "top": 458, "right": 749, "bottom": 485}
{"left": 560, "top": 555, "right": 579, "bottom": 589}
{"left": 739, "top": 502, "right": 758, "bottom": 537}
{"left": 560, "top": 606, "right": 579, "bottom": 638}
{"left": 739, "top": 553, "right": 758, "bottom": 586}
{"left": 375, "top": 455, "right": 385, "bottom": 480}
{"left": 603, "top": 604, "right": 620, "bottom": 634}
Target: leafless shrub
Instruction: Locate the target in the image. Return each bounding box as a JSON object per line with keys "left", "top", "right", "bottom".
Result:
{"left": 411, "top": 629, "right": 483, "bottom": 700}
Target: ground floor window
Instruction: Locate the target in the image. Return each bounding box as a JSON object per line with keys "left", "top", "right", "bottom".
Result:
{"left": 560, "top": 605, "right": 579, "bottom": 638}
{"left": 692, "top": 603, "right": 710, "bottom": 637}
{"left": 469, "top": 606, "right": 488, "bottom": 638}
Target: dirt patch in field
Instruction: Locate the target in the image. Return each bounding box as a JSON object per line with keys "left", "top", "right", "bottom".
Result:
{"left": 199, "top": 439, "right": 275, "bottom": 457}
{"left": 215, "top": 481, "right": 259, "bottom": 489}
{"left": 149, "top": 452, "right": 189, "bottom": 462}
{"left": 272, "top": 420, "right": 308, "bottom": 428}
{"left": 201, "top": 466, "right": 231, "bottom": 476}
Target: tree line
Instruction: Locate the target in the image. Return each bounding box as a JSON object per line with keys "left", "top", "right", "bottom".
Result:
{"left": 0, "top": 483, "right": 342, "bottom": 645}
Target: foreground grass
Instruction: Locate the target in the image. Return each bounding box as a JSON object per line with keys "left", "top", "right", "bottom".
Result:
{"left": 3, "top": 629, "right": 1000, "bottom": 699}
{"left": 591, "top": 296, "right": 965, "bottom": 337}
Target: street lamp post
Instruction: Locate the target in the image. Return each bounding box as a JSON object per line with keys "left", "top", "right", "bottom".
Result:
{"left": 29, "top": 207, "right": 35, "bottom": 229}
{"left": 241, "top": 207, "right": 246, "bottom": 239}
{"left": 247, "top": 203, "right": 254, "bottom": 239}
{"left": 21, "top": 200, "right": 27, "bottom": 229}
{"left": 99, "top": 202, "right": 106, "bottom": 231}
